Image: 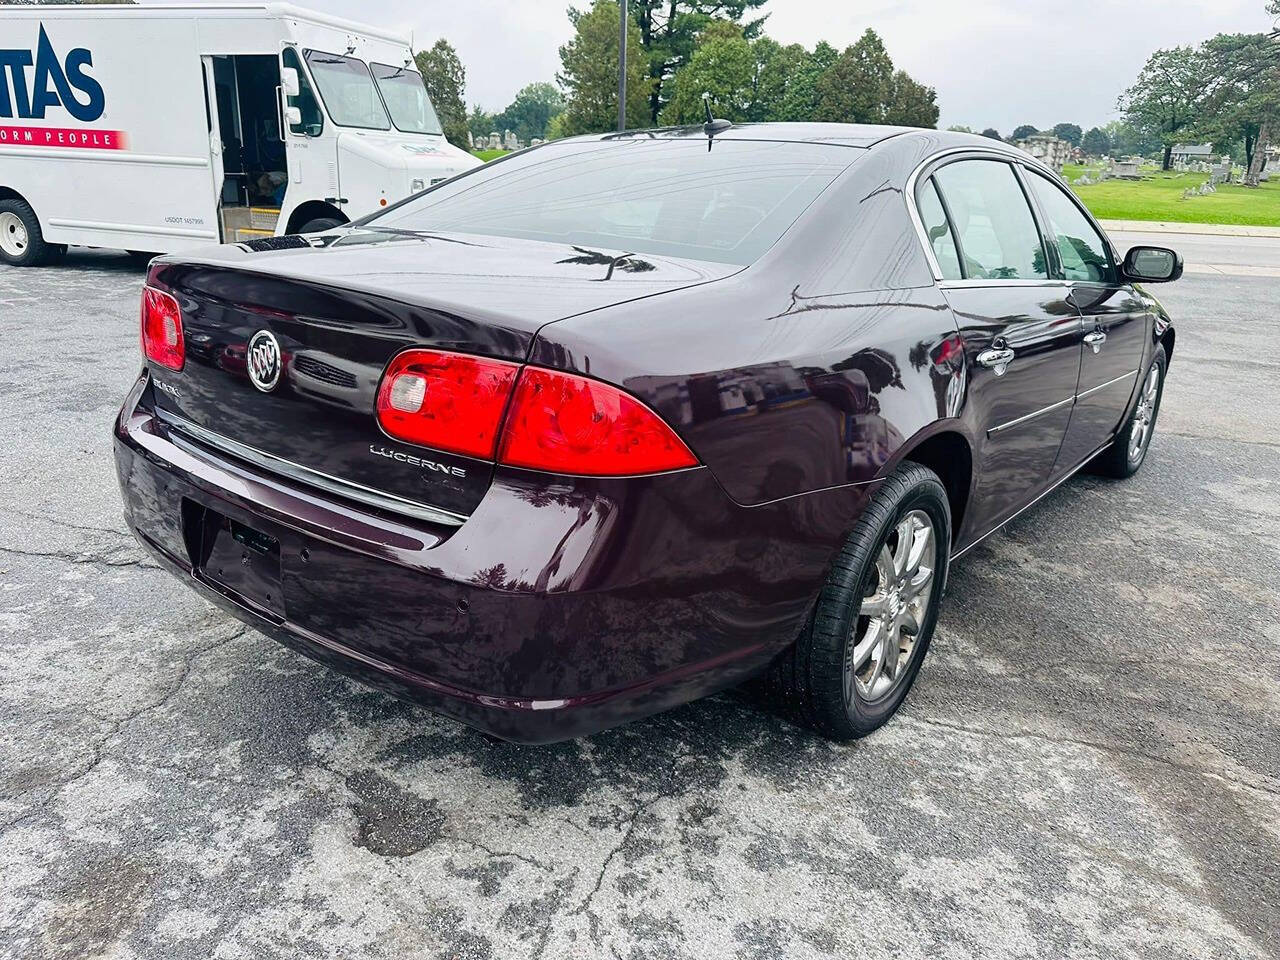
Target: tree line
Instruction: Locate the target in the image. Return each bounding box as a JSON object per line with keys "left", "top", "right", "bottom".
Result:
{"left": 419, "top": 0, "right": 939, "bottom": 149}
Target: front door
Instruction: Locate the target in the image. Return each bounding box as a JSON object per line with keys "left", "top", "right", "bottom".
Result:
{"left": 278, "top": 46, "right": 339, "bottom": 233}
{"left": 919, "top": 157, "right": 1084, "bottom": 542}
{"left": 1023, "top": 170, "right": 1152, "bottom": 472}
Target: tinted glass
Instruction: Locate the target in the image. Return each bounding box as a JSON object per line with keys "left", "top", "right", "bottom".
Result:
{"left": 371, "top": 63, "right": 443, "bottom": 135}
{"left": 917, "top": 177, "right": 962, "bottom": 280}
{"left": 374, "top": 139, "right": 855, "bottom": 266}
{"left": 304, "top": 51, "right": 389, "bottom": 130}
{"left": 282, "top": 48, "right": 322, "bottom": 137}
{"left": 1027, "top": 172, "right": 1114, "bottom": 282}
{"left": 934, "top": 160, "right": 1048, "bottom": 280}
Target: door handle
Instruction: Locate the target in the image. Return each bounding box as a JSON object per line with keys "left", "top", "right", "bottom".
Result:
{"left": 1084, "top": 330, "right": 1107, "bottom": 353}
{"left": 976, "top": 347, "right": 1015, "bottom": 376}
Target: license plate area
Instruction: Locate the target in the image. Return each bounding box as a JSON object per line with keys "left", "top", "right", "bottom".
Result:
{"left": 185, "top": 500, "right": 286, "bottom": 620}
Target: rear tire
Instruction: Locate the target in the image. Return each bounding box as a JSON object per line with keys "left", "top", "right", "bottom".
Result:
{"left": 1091, "top": 345, "right": 1166, "bottom": 479}
{"left": 0, "top": 198, "right": 51, "bottom": 267}
{"left": 764, "top": 462, "right": 951, "bottom": 740}
{"left": 297, "top": 217, "right": 343, "bottom": 234}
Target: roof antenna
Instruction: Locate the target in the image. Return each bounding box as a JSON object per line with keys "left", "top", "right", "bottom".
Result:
{"left": 702, "top": 93, "right": 732, "bottom": 151}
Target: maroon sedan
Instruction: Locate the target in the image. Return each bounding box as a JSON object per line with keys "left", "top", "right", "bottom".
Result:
{"left": 115, "top": 124, "right": 1180, "bottom": 742}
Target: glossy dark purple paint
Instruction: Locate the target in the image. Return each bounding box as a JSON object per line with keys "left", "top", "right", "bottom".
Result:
{"left": 113, "top": 125, "right": 1176, "bottom": 742}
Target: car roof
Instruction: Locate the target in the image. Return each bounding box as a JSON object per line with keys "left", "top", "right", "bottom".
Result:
{"left": 578, "top": 123, "right": 1036, "bottom": 158}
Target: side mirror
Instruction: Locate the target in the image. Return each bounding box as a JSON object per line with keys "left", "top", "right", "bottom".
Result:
{"left": 284, "top": 106, "right": 302, "bottom": 127}
{"left": 280, "top": 66, "right": 301, "bottom": 99}
{"left": 1122, "top": 245, "right": 1183, "bottom": 283}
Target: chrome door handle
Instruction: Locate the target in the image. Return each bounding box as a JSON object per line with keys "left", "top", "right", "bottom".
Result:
{"left": 976, "top": 347, "right": 1015, "bottom": 376}
{"left": 1084, "top": 330, "right": 1107, "bottom": 353}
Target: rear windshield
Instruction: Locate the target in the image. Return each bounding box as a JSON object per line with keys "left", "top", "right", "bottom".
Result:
{"left": 370, "top": 138, "right": 857, "bottom": 265}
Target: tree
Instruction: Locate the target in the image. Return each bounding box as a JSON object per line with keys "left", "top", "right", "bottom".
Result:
{"left": 1052, "top": 122, "right": 1083, "bottom": 146}
{"left": 558, "top": 0, "right": 654, "bottom": 136}
{"left": 748, "top": 38, "right": 809, "bottom": 122}
{"left": 628, "top": 0, "right": 770, "bottom": 123}
{"left": 468, "top": 106, "right": 496, "bottom": 143}
{"left": 1194, "top": 32, "right": 1280, "bottom": 185}
{"left": 1102, "top": 119, "right": 1160, "bottom": 158}
{"left": 495, "top": 82, "right": 565, "bottom": 143}
{"left": 946, "top": 125, "right": 974, "bottom": 133}
{"left": 1118, "top": 45, "right": 1211, "bottom": 170}
{"left": 414, "top": 39, "right": 469, "bottom": 148}
{"left": 659, "top": 21, "right": 755, "bottom": 124}
{"left": 885, "top": 71, "right": 939, "bottom": 127}
{"left": 1011, "top": 124, "right": 1038, "bottom": 141}
{"left": 776, "top": 41, "right": 838, "bottom": 121}
{"left": 812, "top": 30, "right": 935, "bottom": 127}
{"left": 981, "top": 127, "right": 1002, "bottom": 140}
{"left": 1081, "top": 126, "right": 1111, "bottom": 156}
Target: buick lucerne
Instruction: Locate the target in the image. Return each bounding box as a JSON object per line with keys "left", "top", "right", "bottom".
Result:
{"left": 114, "top": 124, "right": 1180, "bottom": 743}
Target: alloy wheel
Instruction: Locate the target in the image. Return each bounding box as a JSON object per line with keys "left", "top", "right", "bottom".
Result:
{"left": 845, "top": 509, "right": 937, "bottom": 704}
{"left": 0, "top": 212, "right": 28, "bottom": 258}
{"left": 1128, "top": 364, "right": 1161, "bottom": 464}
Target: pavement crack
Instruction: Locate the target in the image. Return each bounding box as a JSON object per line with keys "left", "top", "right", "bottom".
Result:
{"left": 0, "top": 543, "right": 156, "bottom": 570}
{"left": 451, "top": 835, "right": 553, "bottom": 871}
{"left": 909, "top": 717, "right": 1280, "bottom": 799}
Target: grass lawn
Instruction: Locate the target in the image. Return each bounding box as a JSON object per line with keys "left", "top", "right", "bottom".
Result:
{"left": 471, "top": 149, "right": 508, "bottom": 162}
{"left": 1062, "top": 164, "right": 1280, "bottom": 226}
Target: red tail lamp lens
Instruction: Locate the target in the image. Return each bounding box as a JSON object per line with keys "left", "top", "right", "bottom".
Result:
{"left": 376, "top": 349, "right": 519, "bottom": 459}
{"left": 499, "top": 367, "right": 698, "bottom": 476}
{"left": 140, "top": 286, "right": 185, "bottom": 371}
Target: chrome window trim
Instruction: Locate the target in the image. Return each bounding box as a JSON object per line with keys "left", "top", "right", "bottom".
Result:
{"left": 905, "top": 145, "right": 1063, "bottom": 284}
{"left": 155, "top": 407, "right": 468, "bottom": 528}
{"left": 987, "top": 396, "right": 1074, "bottom": 437}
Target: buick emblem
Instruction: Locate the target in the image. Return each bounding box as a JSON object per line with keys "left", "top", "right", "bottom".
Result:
{"left": 247, "top": 330, "right": 282, "bottom": 392}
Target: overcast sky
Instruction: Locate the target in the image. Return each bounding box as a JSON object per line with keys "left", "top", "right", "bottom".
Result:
{"left": 157, "top": 0, "right": 1275, "bottom": 132}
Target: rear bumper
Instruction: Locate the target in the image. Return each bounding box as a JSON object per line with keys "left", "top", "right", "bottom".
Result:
{"left": 114, "top": 375, "right": 880, "bottom": 742}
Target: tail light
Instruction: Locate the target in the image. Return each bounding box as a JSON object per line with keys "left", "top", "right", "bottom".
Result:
{"left": 498, "top": 367, "right": 697, "bottom": 475}
{"left": 140, "top": 286, "right": 184, "bottom": 370}
{"left": 375, "top": 349, "right": 697, "bottom": 476}
{"left": 376, "top": 349, "right": 519, "bottom": 459}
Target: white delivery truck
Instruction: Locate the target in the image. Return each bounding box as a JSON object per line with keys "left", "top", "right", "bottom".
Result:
{"left": 0, "top": 2, "right": 480, "bottom": 266}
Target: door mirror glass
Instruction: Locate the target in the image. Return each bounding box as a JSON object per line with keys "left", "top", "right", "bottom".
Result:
{"left": 284, "top": 106, "right": 302, "bottom": 126}
{"left": 1122, "top": 246, "right": 1182, "bottom": 283}
{"left": 280, "top": 66, "right": 301, "bottom": 98}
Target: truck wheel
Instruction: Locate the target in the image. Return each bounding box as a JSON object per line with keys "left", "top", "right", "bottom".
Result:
{"left": 0, "top": 198, "right": 51, "bottom": 267}
{"left": 297, "top": 217, "right": 343, "bottom": 234}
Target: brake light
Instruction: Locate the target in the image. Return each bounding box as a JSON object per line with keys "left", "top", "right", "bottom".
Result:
{"left": 376, "top": 349, "right": 519, "bottom": 459}
{"left": 498, "top": 367, "right": 697, "bottom": 476}
{"left": 140, "top": 286, "right": 184, "bottom": 371}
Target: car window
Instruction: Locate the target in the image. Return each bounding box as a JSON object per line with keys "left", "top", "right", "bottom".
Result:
{"left": 373, "top": 139, "right": 856, "bottom": 267}
{"left": 916, "top": 177, "right": 962, "bottom": 280}
{"left": 933, "top": 159, "right": 1049, "bottom": 281}
{"left": 1026, "top": 172, "right": 1115, "bottom": 283}
{"left": 282, "top": 48, "right": 323, "bottom": 137}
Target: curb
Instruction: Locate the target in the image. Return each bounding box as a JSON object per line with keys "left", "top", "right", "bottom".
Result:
{"left": 1099, "top": 219, "right": 1280, "bottom": 238}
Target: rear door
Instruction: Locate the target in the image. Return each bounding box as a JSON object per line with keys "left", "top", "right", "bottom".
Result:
{"left": 1023, "top": 170, "right": 1151, "bottom": 473}
{"left": 921, "top": 156, "right": 1084, "bottom": 540}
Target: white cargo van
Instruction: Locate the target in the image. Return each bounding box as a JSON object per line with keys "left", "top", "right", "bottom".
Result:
{"left": 0, "top": 2, "right": 480, "bottom": 266}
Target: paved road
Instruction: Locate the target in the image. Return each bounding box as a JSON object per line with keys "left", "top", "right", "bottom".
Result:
{"left": 1, "top": 233, "right": 1277, "bottom": 960}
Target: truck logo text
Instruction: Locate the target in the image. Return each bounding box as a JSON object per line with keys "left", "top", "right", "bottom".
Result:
{"left": 0, "top": 25, "right": 105, "bottom": 122}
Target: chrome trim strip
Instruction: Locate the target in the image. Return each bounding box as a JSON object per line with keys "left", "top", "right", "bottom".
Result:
{"left": 987, "top": 396, "right": 1074, "bottom": 436}
{"left": 1077, "top": 368, "right": 1139, "bottom": 400}
{"left": 156, "top": 409, "right": 468, "bottom": 528}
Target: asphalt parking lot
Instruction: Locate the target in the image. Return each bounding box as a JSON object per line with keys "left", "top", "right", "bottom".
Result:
{"left": 1, "top": 232, "right": 1277, "bottom": 960}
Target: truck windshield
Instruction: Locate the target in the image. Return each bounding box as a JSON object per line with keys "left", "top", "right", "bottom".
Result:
{"left": 371, "top": 63, "right": 443, "bottom": 135}
{"left": 371, "top": 138, "right": 856, "bottom": 266}
{"left": 304, "top": 50, "right": 389, "bottom": 130}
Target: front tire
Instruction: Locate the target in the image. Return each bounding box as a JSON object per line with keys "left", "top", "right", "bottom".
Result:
{"left": 297, "top": 217, "right": 343, "bottom": 234}
{"left": 0, "top": 198, "right": 51, "bottom": 267}
{"left": 767, "top": 463, "right": 951, "bottom": 740}
{"left": 1091, "top": 345, "right": 1166, "bottom": 478}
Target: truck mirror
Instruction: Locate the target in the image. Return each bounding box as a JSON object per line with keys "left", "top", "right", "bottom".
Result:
{"left": 284, "top": 106, "right": 302, "bottom": 127}
{"left": 280, "top": 67, "right": 300, "bottom": 98}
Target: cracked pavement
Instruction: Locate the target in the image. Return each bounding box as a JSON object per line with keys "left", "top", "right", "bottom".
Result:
{"left": 1, "top": 236, "right": 1278, "bottom": 960}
